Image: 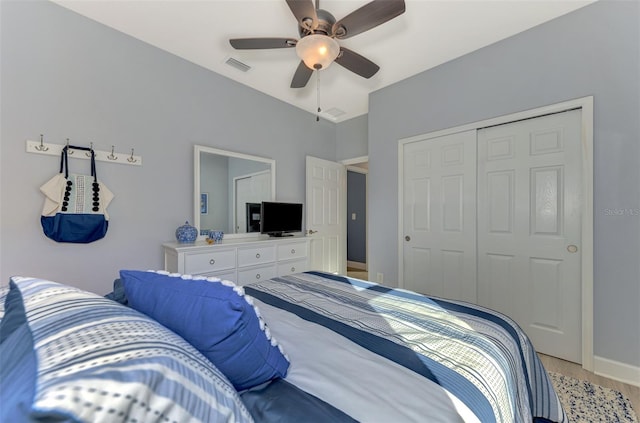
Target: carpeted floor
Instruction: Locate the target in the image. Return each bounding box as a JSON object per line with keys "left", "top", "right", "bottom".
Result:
{"left": 549, "top": 371, "right": 638, "bottom": 423}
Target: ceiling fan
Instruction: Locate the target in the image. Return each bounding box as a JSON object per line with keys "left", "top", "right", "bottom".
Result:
{"left": 229, "top": 0, "right": 406, "bottom": 88}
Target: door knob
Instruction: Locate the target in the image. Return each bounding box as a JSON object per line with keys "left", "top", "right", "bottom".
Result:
{"left": 307, "top": 229, "right": 318, "bottom": 235}
{"left": 405, "top": 235, "right": 411, "bottom": 241}
{"left": 567, "top": 245, "right": 578, "bottom": 253}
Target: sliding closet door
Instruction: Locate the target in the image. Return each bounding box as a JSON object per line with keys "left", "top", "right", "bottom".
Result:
{"left": 402, "top": 130, "right": 477, "bottom": 302}
{"left": 477, "top": 109, "right": 582, "bottom": 363}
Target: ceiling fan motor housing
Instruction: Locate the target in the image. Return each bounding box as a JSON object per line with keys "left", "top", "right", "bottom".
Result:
{"left": 299, "top": 8, "right": 336, "bottom": 37}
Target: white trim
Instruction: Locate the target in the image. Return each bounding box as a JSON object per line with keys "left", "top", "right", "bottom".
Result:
{"left": 579, "top": 97, "right": 595, "bottom": 372}
{"left": 397, "top": 142, "right": 405, "bottom": 289}
{"left": 341, "top": 155, "right": 368, "bottom": 166}
{"left": 346, "top": 165, "right": 368, "bottom": 175}
{"left": 594, "top": 356, "right": 640, "bottom": 388}
{"left": 397, "top": 96, "right": 594, "bottom": 371}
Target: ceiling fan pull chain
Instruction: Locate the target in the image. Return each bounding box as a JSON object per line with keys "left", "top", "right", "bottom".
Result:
{"left": 316, "top": 71, "right": 321, "bottom": 122}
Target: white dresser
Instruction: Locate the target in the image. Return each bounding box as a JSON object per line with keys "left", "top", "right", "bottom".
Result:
{"left": 163, "top": 236, "right": 310, "bottom": 286}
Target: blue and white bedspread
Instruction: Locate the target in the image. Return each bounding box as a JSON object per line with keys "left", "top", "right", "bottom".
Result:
{"left": 244, "top": 271, "right": 567, "bottom": 423}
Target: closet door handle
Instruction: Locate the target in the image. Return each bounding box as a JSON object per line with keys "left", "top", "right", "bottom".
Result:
{"left": 405, "top": 235, "right": 411, "bottom": 242}
{"left": 209, "top": 259, "right": 216, "bottom": 265}
{"left": 255, "top": 273, "right": 261, "bottom": 280}
{"left": 256, "top": 253, "right": 261, "bottom": 259}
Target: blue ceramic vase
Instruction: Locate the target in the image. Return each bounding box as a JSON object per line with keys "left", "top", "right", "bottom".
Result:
{"left": 207, "top": 230, "right": 224, "bottom": 243}
{"left": 175, "top": 221, "right": 198, "bottom": 243}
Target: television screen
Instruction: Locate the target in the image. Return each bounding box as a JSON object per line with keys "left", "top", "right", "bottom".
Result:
{"left": 260, "top": 202, "right": 303, "bottom": 237}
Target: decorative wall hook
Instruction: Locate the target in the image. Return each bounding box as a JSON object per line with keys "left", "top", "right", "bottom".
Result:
{"left": 127, "top": 148, "right": 137, "bottom": 163}
{"left": 107, "top": 145, "right": 118, "bottom": 161}
{"left": 35, "top": 134, "right": 49, "bottom": 151}
{"left": 66, "top": 138, "right": 74, "bottom": 155}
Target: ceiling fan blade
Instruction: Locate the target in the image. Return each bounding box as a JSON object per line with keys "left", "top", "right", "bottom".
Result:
{"left": 291, "top": 61, "right": 314, "bottom": 88}
{"left": 286, "top": 0, "right": 318, "bottom": 31}
{"left": 334, "top": 47, "right": 380, "bottom": 79}
{"left": 229, "top": 38, "right": 297, "bottom": 49}
{"left": 333, "top": 0, "right": 405, "bottom": 39}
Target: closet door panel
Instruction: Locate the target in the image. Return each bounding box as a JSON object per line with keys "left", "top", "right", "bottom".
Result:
{"left": 477, "top": 109, "right": 582, "bottom": 363}
{"left": 402, "top": 130, "right": 477, "bottom": 302}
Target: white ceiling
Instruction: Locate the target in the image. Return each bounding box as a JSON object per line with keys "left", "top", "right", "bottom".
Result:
{"left": 51, "top": 0, "right": 594, "bottom": 122}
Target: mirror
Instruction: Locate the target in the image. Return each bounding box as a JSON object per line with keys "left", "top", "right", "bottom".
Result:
{"left": 194, "top": 145, "right": 275, "bottom": 238}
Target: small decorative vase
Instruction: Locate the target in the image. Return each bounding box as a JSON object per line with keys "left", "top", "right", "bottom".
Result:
{"left": 175, "top": 221, "right": 198, "bottom": 243}
{"left": 207, "top": 230, "right": 224, "bottom": 243}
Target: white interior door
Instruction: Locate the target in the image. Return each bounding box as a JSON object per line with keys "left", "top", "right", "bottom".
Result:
{"left": 306, "top": 156, "right": 347, "bottom": 274}
{"left": 402, "top": 130, "right": 477, "bottom": 302}
{"left": 235, "top": 177, "right": 251, "bottom": 233}
{"left": 477, "top": 109, "right": 582, "bottom": 363}
{"left": 234, "top": 170, "right": 272, "bottom": 233}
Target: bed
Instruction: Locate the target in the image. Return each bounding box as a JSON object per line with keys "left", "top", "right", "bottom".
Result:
{"left": 0, "top": 270, "right": 567, "bottom": 423}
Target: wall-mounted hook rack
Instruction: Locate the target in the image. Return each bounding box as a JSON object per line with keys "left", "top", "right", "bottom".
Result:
{"left": 25, "top": 139, "right": 142, "bottom": 166}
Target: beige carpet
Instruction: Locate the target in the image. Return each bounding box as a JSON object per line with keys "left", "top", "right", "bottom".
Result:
{"left": 549, "top": 371, "right": 638, "bottom": 423}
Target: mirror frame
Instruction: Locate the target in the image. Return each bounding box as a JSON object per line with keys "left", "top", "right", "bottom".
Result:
{"left": 194, "top": 145, "right": 276, "bottom": 239}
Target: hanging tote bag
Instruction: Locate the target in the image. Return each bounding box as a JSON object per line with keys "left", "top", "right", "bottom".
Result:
{"left": 40, "top": 145, "right": 114, "bottom": 243}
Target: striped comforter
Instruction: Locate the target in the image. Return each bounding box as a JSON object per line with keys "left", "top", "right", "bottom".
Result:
{"left": 245, "top": 271, "right": 567, "bottom": 423}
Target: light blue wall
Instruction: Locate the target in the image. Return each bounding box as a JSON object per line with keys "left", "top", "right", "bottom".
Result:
{"left": 0, "top": 0, "right": 336, "bottom": 294}
{"left": 336, "top": 114, "right": 368, "bottom": 161}
{"left": 367, "top": 0, "right": 640, "bottom": 368}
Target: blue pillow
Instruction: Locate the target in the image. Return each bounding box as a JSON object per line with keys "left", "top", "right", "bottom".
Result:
{"left": 120, "top": 270, "right": 290, "bottom": 391}
{"left": 104, "top": 278, "right": 128, "bottom": 305}
{"left": 1, "top": 276, "right": 253, "bottom": 422}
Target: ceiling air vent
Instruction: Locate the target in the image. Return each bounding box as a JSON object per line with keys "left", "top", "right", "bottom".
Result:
{"left": 225, "top": 57, "right": 251, "bottom": 72}
{"left": 324, "top": 108, "right": 346, "bottom": 119}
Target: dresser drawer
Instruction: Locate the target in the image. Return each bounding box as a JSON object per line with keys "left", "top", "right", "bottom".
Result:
{"left": 237, "top": 245, "right": 276, "bottom": 267}
{"left": 198, "top": 269, "right": 237, "bottom": 283}
{"left": 277, "top": 241, "right": 308, "bottom": 261}
{"left": 277, "top": 258, "right": 308, "bottom": 277}
{"left": 237, "top": 264, "right": 276, "bottom": 286}
{"left": 184, "top": 249, "right": 236, "bottom": 275}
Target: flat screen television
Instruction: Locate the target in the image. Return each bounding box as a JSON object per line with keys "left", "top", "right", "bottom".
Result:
{"left": 260, "top": 201, "right": 303, "bottom": 237}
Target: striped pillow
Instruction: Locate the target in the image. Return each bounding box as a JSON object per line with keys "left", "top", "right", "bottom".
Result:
{"left": 0, "top": 276, "right": 253, "bottom": 423}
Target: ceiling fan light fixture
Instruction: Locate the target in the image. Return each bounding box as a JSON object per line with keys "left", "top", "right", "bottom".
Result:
{"left": 295, "top": 34, "right": 340, "bottom": 70}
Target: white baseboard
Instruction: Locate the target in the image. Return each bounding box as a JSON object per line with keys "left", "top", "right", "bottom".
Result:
{"left": 347, "top": 261, "right": 367, "bottom": 270}
{"left": 593, "top": 355, "right": 640, "bottom": 388}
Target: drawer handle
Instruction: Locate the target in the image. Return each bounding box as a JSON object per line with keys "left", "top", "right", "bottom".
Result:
{"left": 291, "top": 267, "right": 295, "bottom": 272}
{"left": 256, "top": 253, "right": 261, "bottom": 259}
{"left": 291, "top": 249, "right": 296, "bottom": 254}
{"left": 255, "top": 274, "right": 261, "bottom": 280}
{"left": 209, "top": 259, "right": 215, "bottom": 265}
